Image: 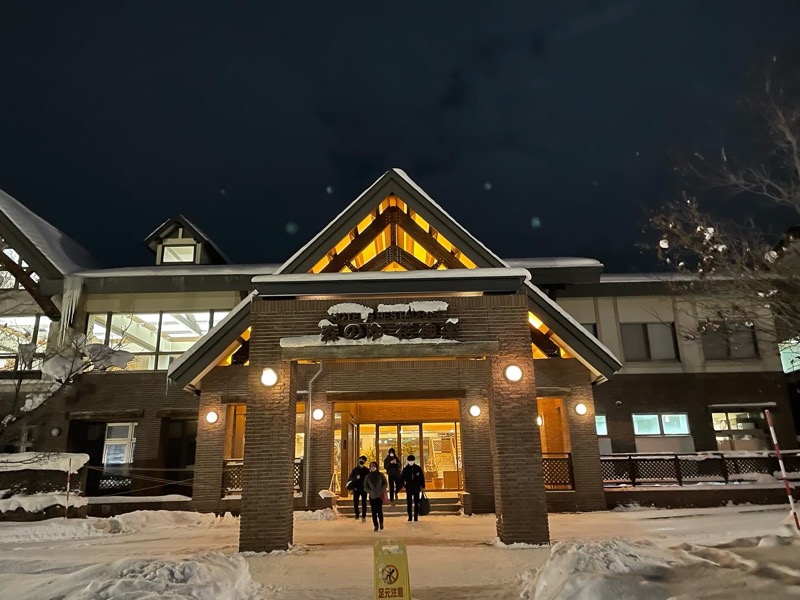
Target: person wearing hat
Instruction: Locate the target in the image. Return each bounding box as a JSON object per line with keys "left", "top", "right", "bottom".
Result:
{"left": 347, "top": 455, "right": 370, "bottom": 522}
{"left": 383, "top": 447, "right": 403, "bottom": 505}
{"left": 401, "top": 454, "right": 425, "bottom": 522}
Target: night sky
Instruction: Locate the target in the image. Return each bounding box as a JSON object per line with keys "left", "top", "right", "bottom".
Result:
{"left": 1, "top": 1, "right": 799, "bottom": 272}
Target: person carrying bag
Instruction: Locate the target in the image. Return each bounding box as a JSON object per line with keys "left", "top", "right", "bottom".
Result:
{"left": 401, "top": 454, "right": 425, "bottom": 522}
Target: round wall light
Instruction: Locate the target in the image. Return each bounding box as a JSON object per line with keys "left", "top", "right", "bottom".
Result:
{"left": 536, "top": 416, "right": 543, "bottom": 427}
{"left": 50, "top": 427, "right": 61, "bottom": 437}
{"left": 312, "top": 408, "right": 325, "bottom": 421}
{"left": 504, "top": 364, "right": 523, "bottom": 382}
{"left": 260, "top": 367, "right": 278, "bottom": 387}
{"left": 575, "top": 403, "right": 588, "bottom": 416}
{"left": 469, "top": 405, "right": 481, "bottom": 417}
{"left": 206, "top": 410, "right": 219, "bottom": 424}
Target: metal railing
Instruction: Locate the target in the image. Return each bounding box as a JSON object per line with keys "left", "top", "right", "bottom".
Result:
{"left": 542, "top": 453, "right": 575, "bottom": 490}
{"left": 600, "top": 451, "right": 800, "bottom": 487}
{"left": 222, "top": 458, "right": 303, "bottom": 496}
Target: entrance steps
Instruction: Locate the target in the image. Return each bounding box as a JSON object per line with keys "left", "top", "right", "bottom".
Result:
{"left": 336, "top": 494, "right": 462, "bottom": 517}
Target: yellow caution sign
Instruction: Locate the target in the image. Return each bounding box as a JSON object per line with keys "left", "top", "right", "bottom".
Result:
{"left": 374, "top": 540, "right": 412, "bottom": 599}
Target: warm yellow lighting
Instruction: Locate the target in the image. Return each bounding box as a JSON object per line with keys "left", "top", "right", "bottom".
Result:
{"left": 528, "top": 312, "right": 544, "bottom": 330}
{"left": 312, "top": 408, "right": 325, "bottom": 421}
{"left": 575, "top": 403, "right": 588, "bottom": 416}
{"left": 504, "top": 364, "right": 523, "bottom": 382}
{"left": 469, "top": 405, "right": 481, "bottom": 417}
{"left": 261, "top": 367, "right": 278, "bottom": 387}
{"left": 205, "top": 411, "right": 219, "bottom": 424}
{"left": 536, "top": 416, "right": 543, "bottom": 427}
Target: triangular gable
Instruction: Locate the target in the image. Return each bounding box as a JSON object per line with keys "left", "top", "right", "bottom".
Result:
{"left": 276, "top": 169, "right": 509, "bottom": 275}
{"left": 144, "top": 214, "right": 231, "bottom": 264}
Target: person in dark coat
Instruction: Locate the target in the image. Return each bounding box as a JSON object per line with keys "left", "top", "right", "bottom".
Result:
{"left": 383, "top": 447, "right": 403, "bottom": 505}
{"left": 401, "top": 454, "right": 425, "bottom": 522}
{"left": 347, "top": 455, "right": 369, "bottom": 522}
{"left": 364, "top": 461, "right": 388, "bottom": 532}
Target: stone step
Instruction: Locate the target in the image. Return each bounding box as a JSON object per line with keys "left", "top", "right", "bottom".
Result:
{"left": 337, "top": 497, "right": 462, "bottom": 516}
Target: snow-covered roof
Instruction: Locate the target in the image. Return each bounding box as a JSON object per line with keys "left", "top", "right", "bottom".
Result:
{"left": 74, "top": 264, "right": 280, "bottom": 278}
{"left": 0, "top": 188, "right": 98, "bottom": 277}
{"left": 252, "top": 267, "right": 530, "bottom": 285}
{"left": 505, "top": 258, "right": 603, "bottom": 270}
{"left": 274, "top": 168, "right": 509, "bottom": 275}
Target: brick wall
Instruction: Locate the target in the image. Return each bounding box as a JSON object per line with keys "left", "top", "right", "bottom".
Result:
{"left": 593, "top": 372, "right": 797, "bottom": 453}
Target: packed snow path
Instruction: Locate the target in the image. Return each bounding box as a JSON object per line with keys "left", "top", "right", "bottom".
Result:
{"left": 0, "top": 505, "right": 797, "bottom": 599}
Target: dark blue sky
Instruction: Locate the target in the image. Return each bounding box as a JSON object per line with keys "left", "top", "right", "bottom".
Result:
{"left": 1, "top": 1, "right": 798, "bottom": 271}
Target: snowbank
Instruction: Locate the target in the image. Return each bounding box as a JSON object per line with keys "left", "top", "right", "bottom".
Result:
{"left": 0, "top": 452, "right": 89, "bottom": 473}
{"left": 21, "top": 552, "right": 261, "bottom": 600}
{"left": 0, "top": 493, "right": 87, "bottom": 513}
{"left": 294, "top": 508, "right": 338, "bottom": 521}
{"left": 521, "top": 539, "right": 694, "bottom": 600}
{"left": 110, "top": 510, "right": 238, "bottom": 533}
{"left": 87, "top": 494, "right": 192, "bottom": 504}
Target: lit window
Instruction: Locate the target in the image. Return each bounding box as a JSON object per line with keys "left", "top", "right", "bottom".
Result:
{"left": 161, "top": 245, "right": 196, "bottom": 264}
{"left": 0, "top": 315, "right": 51, "bottom": 371}
{"left": 712, "top": 411, "right": 769, "bottom": 451}
{"left": 86, "top": 311, "right": 218, "bottom": 371}
{"left": 632, "top": 413, "right": 690, "bottom": 436}
{"left": 103, "top": 423, "right": 136, "bottom": 466}
{"left": 621, "top": 323, "right": 678, "bottom": 361}
{"left": 595, "top": 415, "right": 608, "bottom": 436}
{"left": 779, "top": 338, "right": 800, "bottom": 373}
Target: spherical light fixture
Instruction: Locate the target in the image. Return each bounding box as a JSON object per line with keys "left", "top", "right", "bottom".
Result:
{"left": 575, "top": 403, "right": 588, "bottom": 416}
{"left": 312, "top": 408, "right": 325, "bottom": 421}
{"left": 536, "top": 416, "right": 543, "bottom": 427}
{"left": 504, "top": 364, "right": 523, "bottom": 382}
{"left": 206, "top": 410, "right": 219, "bottom": 424}
{"left": 260, "top": 367, "right": 278, "bottom": 387}
{"left": 50, "top": 427, "right": 61, "bottom": 437}
{"left": 469, "top": 405, "right": 481, "bottom": 417}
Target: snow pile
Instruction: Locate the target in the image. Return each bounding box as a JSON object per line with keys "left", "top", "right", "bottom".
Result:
{"left": 110, "top": 510, "right": 238, "bottom": 533}
{"left": 281, "top": 334, "right": 459, "bottom": 347}
{"left": 87, "top": 494, "right": 192, "bottom": 504}
{"left": 294, "top": 508, "right": 338, "bottom": 521}
{"left": 0, "top": 452, "right": 89, "bottom": 473}
{"left": 376, "top": 301, "right": 448, "bottom": 313}
{"left": 521, "top": 539, "right": 692, "bottom": 600}
{"left": 21, "top": 552, "right": 261, "bottom": 600}
{"left": 0, "top": 493, "right": 87, "bottom": 513}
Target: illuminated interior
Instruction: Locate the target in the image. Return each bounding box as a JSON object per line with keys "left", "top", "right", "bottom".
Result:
{"left": 309, "top": 195, "right": 478, "bottom": 273}
{"left": 217, "top": 327, "right": 251, "bottom": 366}
{"left": 529, "top": 311, "right": 572, "bottom": 360}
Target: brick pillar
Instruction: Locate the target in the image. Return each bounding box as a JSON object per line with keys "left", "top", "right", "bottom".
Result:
{"left": 192, "top": 394, "right": 226, "bottom": 509}
{"left": 306, "top": 382, "right": 333, "bottom": 509}
{"left": 489, "top": 354, "right": 550, "bottom": 545}
{"left": 239, "top": 361, "right": 296, "bottom": 552}
{"left": 459, "top": 390, "right": 495, "bottom": 513}
{"left": 564, "top": 386, "right": 606, "bottom": 510}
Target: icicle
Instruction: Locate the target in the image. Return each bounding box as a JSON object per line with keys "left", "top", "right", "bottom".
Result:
{"left": 60, "top": 275, "right": 84, "bottom": 341}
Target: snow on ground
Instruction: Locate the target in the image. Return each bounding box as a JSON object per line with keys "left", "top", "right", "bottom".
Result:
{"left": 0, "top": 505, "right": 799, "bottom": 599}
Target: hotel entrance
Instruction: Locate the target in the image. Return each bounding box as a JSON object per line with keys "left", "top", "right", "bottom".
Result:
{"left": 356, "top": 422, "right": 464, "bottom": 491}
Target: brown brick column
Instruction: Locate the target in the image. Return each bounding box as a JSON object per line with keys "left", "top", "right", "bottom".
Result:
{"left": 489, "top": 353, "right": 550, "bottom": 545}
{"left": 192, "top": 394, "right": 226, "bottom": 508}
{"left": 459, "top": 390, "right": 495, "bottom": 513}
{"left": 564, "top": 387, "right": 606, "bottom": 510}
{"left": 305, "top": 383, "right": 333, "bottom": 509}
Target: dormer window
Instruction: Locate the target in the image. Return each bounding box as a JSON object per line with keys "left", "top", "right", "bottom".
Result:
{"left": 160, "top": 244, "right": 197, "bottom": 264}
{"left": 145, "top": 215, "right": 230, "bottom": 266}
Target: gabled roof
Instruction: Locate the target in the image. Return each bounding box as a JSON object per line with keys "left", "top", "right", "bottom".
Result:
{"left": 275, "top": 168, "right": 509, "bottom": 274}
{"left": 145, "top": 214, "right": 231, "bottom": 264}
{"left": 167, "top": 269, "right": 622, "bottom": 390}
{"left": 0, "top": 188, "right": 98, "bottom": 278}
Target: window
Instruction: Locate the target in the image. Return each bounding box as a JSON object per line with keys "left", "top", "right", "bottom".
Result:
{"left": 620, "top": 323, "right": 679, "bottom": 361}
{"left": 779, "top": 338, "right": 800, "bottom": 373}
{"left": 632, "top": 413, "right": 690, "bottom": 436}
{"left": 103, "top": 423, "right": 136, "bottom": 466}
{"left": 595, "top": 415, "right": 608, "bottom": 436}
{"left": 86, "top": 310, "right": 227, "bottom": 371}
{"left": 702, "top": 322, "right": 758, "bottom": 360}
{"left": 0, "top": 315, "right": 51, "bottom": 370}
{"left": 712, "top": 411, "right": 769, "bottom": 451}
{"left": 161, "top": 245, "right": 196, "bottom": 264}
{"left": 228, "top": 405, "right": 246, "bottom": 459}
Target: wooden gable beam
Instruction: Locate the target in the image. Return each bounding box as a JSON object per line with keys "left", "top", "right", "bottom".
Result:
{"left": 0, "top": 253, "right": 61, "bottom": 321}
{"left": 320, "top": 208, "right": 398, "bottom": 273}
{"left": 395, "top": 211, "right": 465, "bottom": 269}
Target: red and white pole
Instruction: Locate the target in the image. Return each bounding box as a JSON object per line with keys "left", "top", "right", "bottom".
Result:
{"left": 64, "top": 458, "right": 72, "bottom": 521}
{"left": 765, "top": 409, "right": 800, "bottom": 531}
